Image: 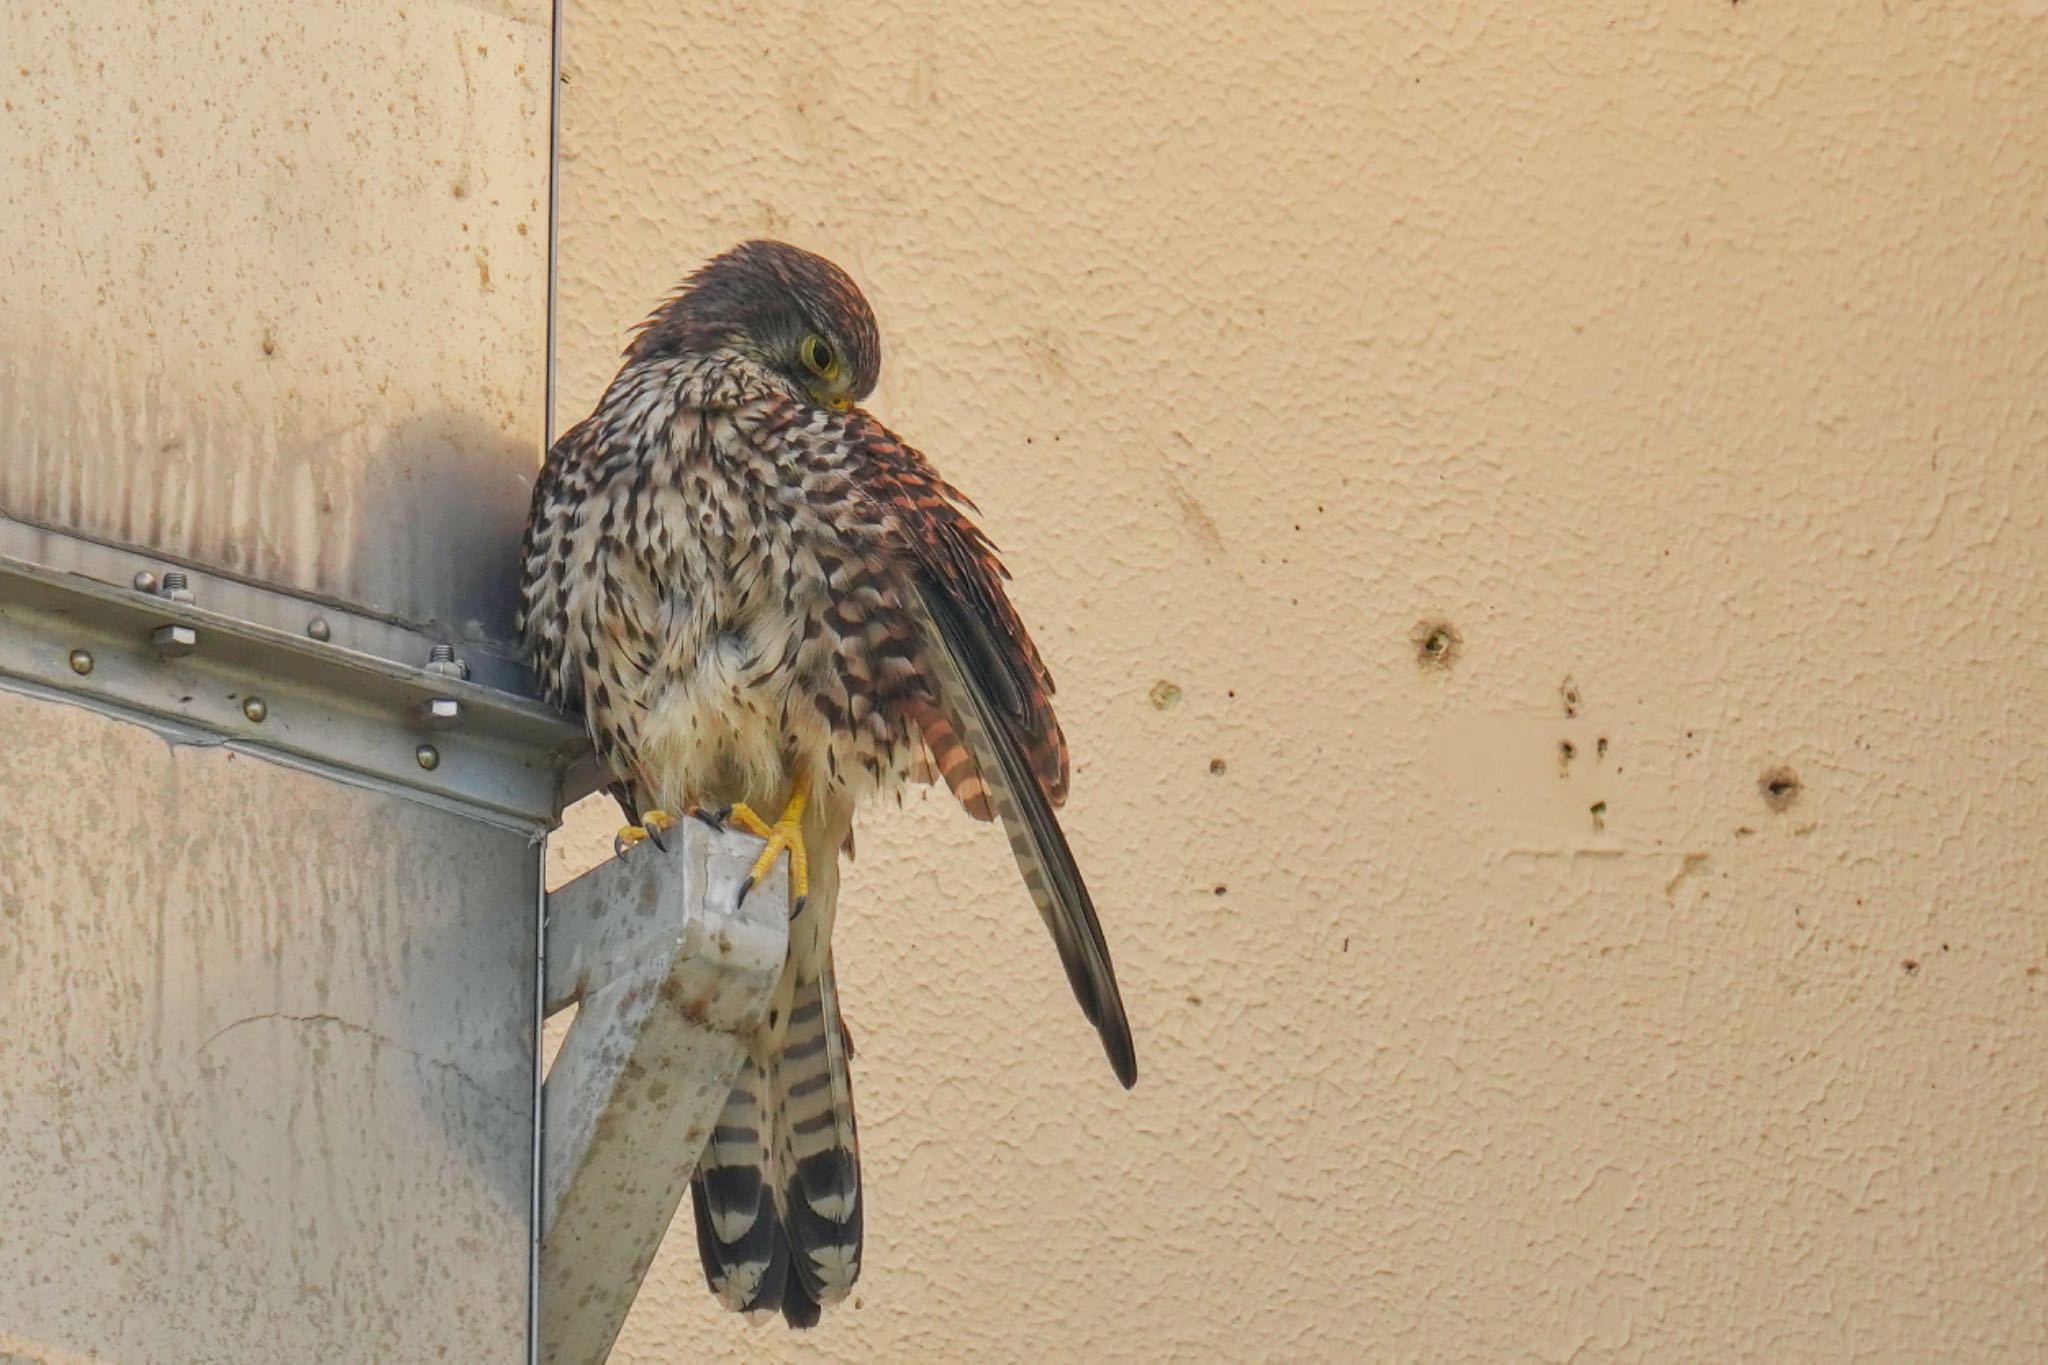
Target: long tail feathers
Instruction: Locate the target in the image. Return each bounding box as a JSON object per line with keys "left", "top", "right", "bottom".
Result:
{"left": 776, "top": 960, "right": 862, "bottom": 1308}
{"left": 689, "top": 1063, "right": 787, "bottom": 1316}
{"left": 690, "top": 955, "right": 861, "bottom": 1328}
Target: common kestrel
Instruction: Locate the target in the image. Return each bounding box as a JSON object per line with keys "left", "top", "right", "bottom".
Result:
{"left": 518, "top": 241, "right": 1135, "bottom": 1326}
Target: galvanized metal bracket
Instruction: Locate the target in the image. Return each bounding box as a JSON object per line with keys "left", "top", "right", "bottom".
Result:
{"left": 539, "top": 817, "right": 789, "bottom": 1365}
{"left": 0, "top": 515, "right": 597, "bottom": 826}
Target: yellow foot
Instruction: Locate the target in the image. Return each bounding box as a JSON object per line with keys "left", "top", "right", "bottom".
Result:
{"left": 612, "top": 808, "right": 678, "bottom": 858}
{"left": 729, "top": 772, "right": 811, "bottom": 917}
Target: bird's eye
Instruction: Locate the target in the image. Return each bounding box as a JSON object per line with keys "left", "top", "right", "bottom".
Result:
{"left": 800, "top": 334, "right": 836, "bottom": 378}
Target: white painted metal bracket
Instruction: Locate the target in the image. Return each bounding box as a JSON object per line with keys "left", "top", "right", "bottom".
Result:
{"left": 539, "top": 817, "right": 789, "bottom": 1365}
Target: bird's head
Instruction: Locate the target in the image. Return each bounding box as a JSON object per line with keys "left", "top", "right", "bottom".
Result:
{"left": 628, "top": 240, "right": 881, "bottom": 411}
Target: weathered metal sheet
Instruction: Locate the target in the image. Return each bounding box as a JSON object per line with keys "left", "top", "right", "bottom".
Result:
{"left": 539, "top": 819, "right": 788, "bottom": 1365}
{"left": 0, "top": 0, "right": 552, "bottom": 645}
{"left": 0, "top": 684, "right": 538, "bottom": 1362}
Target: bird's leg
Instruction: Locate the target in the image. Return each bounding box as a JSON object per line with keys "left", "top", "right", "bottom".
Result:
{"left": 730, "top": 767, "right": 812, "bottom": 918}
{"left": 613, "top": 808, "right": 679, "bottom": 858}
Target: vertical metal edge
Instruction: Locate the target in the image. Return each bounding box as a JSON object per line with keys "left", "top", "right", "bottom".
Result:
{"left": 545, "top": 0, "right": 564, "bottom": 456}
{"left": 534, "top": 4, "right": 564, "bottom": 1360}
{"left": 530, "top": 838, "right": 549, "bottom": 1365}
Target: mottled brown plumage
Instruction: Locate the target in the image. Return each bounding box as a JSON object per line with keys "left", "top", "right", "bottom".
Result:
{"left": 517, "top": 240, "right": 1134, "bottom": 1327}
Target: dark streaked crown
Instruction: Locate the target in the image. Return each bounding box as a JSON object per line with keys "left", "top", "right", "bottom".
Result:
{"left": 627, "top": 240, "right": 882, "bottom": 399}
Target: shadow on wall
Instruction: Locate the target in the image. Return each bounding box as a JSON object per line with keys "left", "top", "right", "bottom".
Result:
{"left": 0, "top": 336, "right": 541, "bottom": 654}
{"left": 345, "top": 409, "right": 539, "bottom": 652}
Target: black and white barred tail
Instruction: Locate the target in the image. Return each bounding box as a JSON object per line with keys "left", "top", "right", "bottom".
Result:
{"left": 690, "top": 954, "right": 861, "bottom": 1328}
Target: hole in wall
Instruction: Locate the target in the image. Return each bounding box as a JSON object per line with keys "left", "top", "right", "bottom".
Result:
{"left": 1759, "top": 765, "right": 1802, "bottom": 812}
{"left": 1412, "top": 619, "right": 1461, "bottom": 670}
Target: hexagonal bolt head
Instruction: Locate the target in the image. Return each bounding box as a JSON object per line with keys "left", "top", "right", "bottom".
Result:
{"left": 424, "top": 643, "right": 470, "bottom": 680}
{"left": 151, "top": 624, "right": 198, "bottom": 657}
{"left": 421, "top": 697, "right": 462, "bottom": 729}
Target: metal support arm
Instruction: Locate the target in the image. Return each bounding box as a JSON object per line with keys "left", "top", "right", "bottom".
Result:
{"left": 538, "top": 818, "right": 789, "bottom": 1365}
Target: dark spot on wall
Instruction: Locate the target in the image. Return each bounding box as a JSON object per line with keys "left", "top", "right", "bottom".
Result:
{"left": 1589, "top": 800, "right": 1608, "bottom": 832}
{"left": 1560, "top": 677, "right": 1581, "bottom": 718}
{"left": 1759, "top": 765, "right": 1802, "bottom": 812}
{"left": 1212, "top": 884, "right": 1227, "bottom": 896}
{"left": 1902, "top": 959, "right": 1920, "bottom": 974}
{"left": 1596, "top": 736, "right": 1609, "bottom": 760}
{"left": 1208, "top": 757, "right": 1226, "bottom": 775}
{"left": 1558, "top": 740, "right": 1576, "bottom": 774}
{"left": 1148, "top": 680, "right": 1182, "bottom": 710}
{"left": 1413, "top": 619, "right": 1461, "bottom": 670}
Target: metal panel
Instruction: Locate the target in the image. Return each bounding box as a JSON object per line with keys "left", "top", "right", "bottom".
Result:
{"left": 0, "top": 0, "right": 552, "bottom": 646}
{"left": 0, "top": 685, "right": 536, "bottom": 1362}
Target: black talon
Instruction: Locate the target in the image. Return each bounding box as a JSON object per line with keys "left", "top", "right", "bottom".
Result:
{"left": 788, "top": 895, "right": 807, "bottom": 924}
{"left": 642, "top": 820, "right": 669, "bottom": 852}
{"left": 735, "top": 873, "right": 757, "bottom": 908}
{"left": 691, "top": 805, "right": 730, "bottom": 832}
{"left": 612, "top": 833, "right": 633, "bottom": 860}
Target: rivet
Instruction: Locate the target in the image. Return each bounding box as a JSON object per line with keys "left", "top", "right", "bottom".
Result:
{"left": 306, "top": 618, "right": 331, "bottom": 642}
{"left": 242, "top": 697, "right": 268, "bottom": 723}
{"left": 132, "top": 570, "right": 158, "bottom": 594}
{"left": 415, "top": 744, "right": 441, "bottom": 771}
{"left": 68, "top": 649, "right": 93, "bottom": 676}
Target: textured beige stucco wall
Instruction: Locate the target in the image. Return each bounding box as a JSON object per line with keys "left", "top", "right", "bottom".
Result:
{"left": 548, "top": 4, "right": 2047, "bottom": 1361}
